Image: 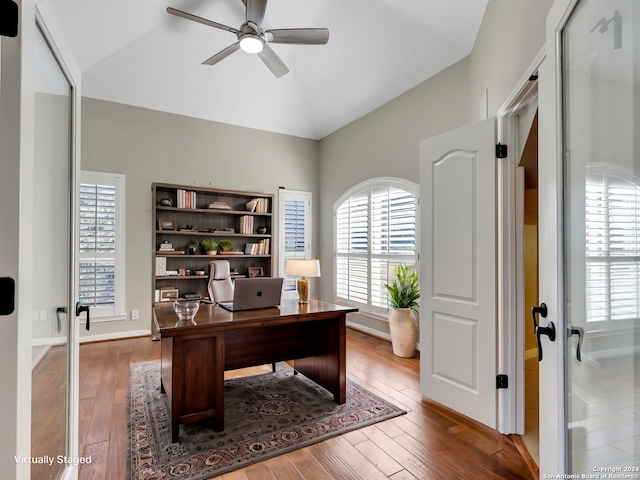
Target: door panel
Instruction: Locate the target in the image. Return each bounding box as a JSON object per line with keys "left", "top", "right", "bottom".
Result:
{"left": 563, "top": 0, "right": 640, "bottom": 474}
{"left": 31, "top": 22, "right": 73, "bottom": 480}
{"left": 419, "top": 117, "right": 497, "bottom": 428}
{"left": 541, "top": 0, "right": 640, "bottom": 474}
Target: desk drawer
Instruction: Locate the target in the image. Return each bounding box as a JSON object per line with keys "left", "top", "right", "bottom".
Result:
{"left": 224, "top": 321, "right": 328, "bottom": 370}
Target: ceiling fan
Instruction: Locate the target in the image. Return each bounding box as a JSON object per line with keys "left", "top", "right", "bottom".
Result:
{"left": 167, "top": 0, "right": 329, "bottom": 78}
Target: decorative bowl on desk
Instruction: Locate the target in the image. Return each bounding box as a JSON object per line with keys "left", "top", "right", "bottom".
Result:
{"left": 173, "top": 299, "right": 200, "bottom": 326}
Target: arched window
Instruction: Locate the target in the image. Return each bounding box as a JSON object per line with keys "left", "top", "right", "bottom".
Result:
{"left": 334, "top": 178, "right": 419, "bottom": 315}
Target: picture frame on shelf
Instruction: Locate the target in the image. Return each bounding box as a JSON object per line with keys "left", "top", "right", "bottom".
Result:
{"left": 158, "top": 219, "right": 176, "bottom": 231}
{"left": 248, "top": 267, "right": 264, "bottom": 278}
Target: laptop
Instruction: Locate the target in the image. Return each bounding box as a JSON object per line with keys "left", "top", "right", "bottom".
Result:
{"left": 218, "top": 277, "right": 283, "bottom": 312}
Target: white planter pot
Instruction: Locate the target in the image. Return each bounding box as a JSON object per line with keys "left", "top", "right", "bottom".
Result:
{"left": 389, "top": 307, "right": 417, "bottom": 358}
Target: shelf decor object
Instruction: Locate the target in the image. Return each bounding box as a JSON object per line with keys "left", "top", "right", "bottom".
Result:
{"left": 152, "top": 183, "right": 273, "bottom": 304}
{"left": 285, "top": 259, "right": 321, "bottom": 304}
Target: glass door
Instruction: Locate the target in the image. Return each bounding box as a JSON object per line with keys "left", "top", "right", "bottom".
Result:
{"left": 562, "top": 0, "right": 640, "bottom": 473}
{"left": 30, "top": 23, "right": 73, "bottom": 480}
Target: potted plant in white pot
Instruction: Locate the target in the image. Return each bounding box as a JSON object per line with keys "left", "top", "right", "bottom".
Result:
{"left": 201, "top": 239, "right": 218, "bottom": 255}
{"left": 385, "top": 264, "right": 420, "bottom": 358}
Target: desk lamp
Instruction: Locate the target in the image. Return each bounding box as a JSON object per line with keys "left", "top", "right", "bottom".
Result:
{"left": 285, "top": 259, "right": 321, "bottom": 304}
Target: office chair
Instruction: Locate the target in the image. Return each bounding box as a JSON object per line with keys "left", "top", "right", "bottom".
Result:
{"left": 207, "top": 260, "right": 234, "bottom": 303}
{"left": 208, "top": 260, "right": 275, "bottom": 372}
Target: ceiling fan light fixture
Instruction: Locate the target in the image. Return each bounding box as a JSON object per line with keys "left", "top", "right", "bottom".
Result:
{"left": 239, "top": 34, "right": 264, "bottom": 53}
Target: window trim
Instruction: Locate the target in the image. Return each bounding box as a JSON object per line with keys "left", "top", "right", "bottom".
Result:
{"left": 79, "top": 171, "right": 126, "bottom": 322}
{"left": 278, "top": 189, "right": 312, "bottom": 297}
{"left": 333, "top": 177, "right": 419, "bottom": 316}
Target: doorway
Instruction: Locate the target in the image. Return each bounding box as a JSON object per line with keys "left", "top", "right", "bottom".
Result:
{"left": 519, "top": 112, "right": 540, "bottom": 465}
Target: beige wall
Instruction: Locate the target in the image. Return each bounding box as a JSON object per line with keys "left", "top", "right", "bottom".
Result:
{"left": 317, "top": 0, "right": 553, "bottom": 334}
{"left": 81, "top": 98, "right": 319, "bottom": 338}
{"left": 81, "top": 0, "right": 555, "bottom": 339}
{"left": 524, "top": 216, "right": 539, "bottom": 353}
{"left": 469, "top": 0, "right": 553, "bottom": 117}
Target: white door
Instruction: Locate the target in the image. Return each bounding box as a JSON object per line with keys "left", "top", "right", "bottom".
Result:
{"left": 419, "top": 117, "right": 497, "bottom": 428}
{"left": 0, "top": 5, "right": 81, "bottom": 477}
{"left": 540, "top": 0, "right": 640, "bottom": 475}
{"left": 31, "top": 20, "right": 77, "bottom": 480}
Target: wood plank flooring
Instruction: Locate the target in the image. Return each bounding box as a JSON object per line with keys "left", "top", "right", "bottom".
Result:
{"left": 77, "top": 328, "right": 535, "bottom": 479}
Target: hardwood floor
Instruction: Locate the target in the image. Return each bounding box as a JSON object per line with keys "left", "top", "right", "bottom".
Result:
{"left": 77, "top": 329, "right": 534, "bottom": 479}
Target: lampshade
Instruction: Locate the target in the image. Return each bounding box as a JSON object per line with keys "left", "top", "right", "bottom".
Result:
{"left": 239, "top": 34, "right": 264, "bottom": 53}
{"left": 285, "top": 259, "right": 321, "bottom": 278}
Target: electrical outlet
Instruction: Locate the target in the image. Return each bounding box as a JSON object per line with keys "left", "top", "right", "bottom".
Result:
{"left": 39, "top": 310, "right": 47, "bottom": 321}
{"left": 131, "top": 309, "right": 139, "bottom": 320}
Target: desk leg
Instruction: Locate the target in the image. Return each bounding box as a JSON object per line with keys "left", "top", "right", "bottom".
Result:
{"left": 294, "top": 315, "right": 346, "bottom": 403}
{"left": 170, "top": 334, "right": 225, "bottom": 443}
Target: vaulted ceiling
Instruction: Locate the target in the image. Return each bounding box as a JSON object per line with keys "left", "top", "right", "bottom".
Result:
{"left": 48, "top": 0, "right": 489, "bottom": 139}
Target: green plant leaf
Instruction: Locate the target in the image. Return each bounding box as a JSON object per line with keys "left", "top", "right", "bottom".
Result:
{"left": 384, "top": 264, "right": 420, "bottom": 313}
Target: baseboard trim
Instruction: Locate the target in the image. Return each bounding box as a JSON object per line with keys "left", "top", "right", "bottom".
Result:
{"left": 79, "top": 329, "right": 152, "bottom": 344}
{"left": 511, "top": 434, "right": 540, "bottom": 480}
{"left": 346, "top": 321, "right": 391, "bottom": 342}
{"left": 346, "top": 321, "right": 422, "bottom": 352}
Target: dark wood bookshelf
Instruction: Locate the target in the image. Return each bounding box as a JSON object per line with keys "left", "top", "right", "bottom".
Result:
{"left": 152, "top": 182, "right": 274, "bottom": 303}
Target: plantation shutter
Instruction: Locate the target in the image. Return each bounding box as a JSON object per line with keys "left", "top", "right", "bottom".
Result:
{"left": 279, "top": 190, "right": 312, "bottom": 292}
{"left": 283, "top": 198, "right": 307, "bottom": 290}
{"left": 78, "top": 171, "right": 125, "bottom": 321}
{"left": 336, "top": 191, "right": 369, "bottom": 304}
{"left": 585, "top": 173, "right": 640, "bottom": 322}
{"left": 335, "top": 179, "right": 418, "bottom": 314}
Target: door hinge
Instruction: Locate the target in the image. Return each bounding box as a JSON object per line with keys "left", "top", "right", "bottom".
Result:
{"left": 496, "top": 374, "right": 509, "bottom": 389}
{"left": 496, "top": 143, "right": 508, "bottom": 159}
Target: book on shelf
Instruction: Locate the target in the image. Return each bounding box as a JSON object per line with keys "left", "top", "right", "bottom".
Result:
{"left": 239, "top": 215, "right": 254, "bottom": 234}
{"left": 260, "top": 238, "right": 270, "bottom": 255}
{"left": 157, "top": 250, "right": 185, "bottom": 255}
{"left": 159, "top": 241, "right": 174, "bottom": 251}
{"left": 255, "top": 198, "right": 269, "bottom": 213}
{"left": 208, "top": 201, "right": 231, "bottom": 210}
{"left": 176, "top": 189, "right": 197, "bottom": 209}
{"left": 244, "top": 239, "right": 270, "bottom": 255}
{"left": 155, "top": 257, "right": 167, "bottom": 276}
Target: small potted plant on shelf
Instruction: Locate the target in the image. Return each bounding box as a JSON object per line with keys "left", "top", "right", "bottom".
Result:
{"left": 202, "top": 239, "right": 218, "bottom": 255}
{"left": 218, "top": 239, "right": 234, "bottom": 254}
{"left": 186, "top": 240, "right": 200, "bottom": 255}
{"left": 384, "top": 264, "right": 420, "bottom": 358}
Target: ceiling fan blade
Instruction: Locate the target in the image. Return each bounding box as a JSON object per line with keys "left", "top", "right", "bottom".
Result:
{"left": 266, "top": 28, "right": 329, "bottom": 45}
{"left": 257, "top": 44, "right": 289, "bottom": 78}
{"left": 246, "top": 0, "right": 267, "bottom": 26}
{"left": 202, "top": 42, "right": 241, "bottom": 66}
{"left": 167, "top": 7, "right": 239, "bottom": 34}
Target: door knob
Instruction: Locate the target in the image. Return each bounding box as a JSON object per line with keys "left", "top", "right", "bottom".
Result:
{"left": 567, "top": 326, "right": 583, "bottom": 362}
{"left": 531, "top": 303, "right": 556, "bottom": 361}
{"left": 76, "top": 302, "right": 90, "bottom": 331}
{"left": 55, "top": 306, "right": 67, "bottom": 334}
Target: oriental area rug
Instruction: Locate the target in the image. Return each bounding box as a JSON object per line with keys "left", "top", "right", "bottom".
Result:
{"left": 128, "top": 361, "right": 406, "bottom": 479}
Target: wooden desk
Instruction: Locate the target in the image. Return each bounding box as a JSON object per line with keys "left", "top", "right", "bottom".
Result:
{"left": 154, "top": 298, "right": 358, "bottom": 443}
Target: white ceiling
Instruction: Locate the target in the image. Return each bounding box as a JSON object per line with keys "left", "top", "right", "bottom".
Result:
{"left": 48, "top": 0, "right": 489, "bottom": 140}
